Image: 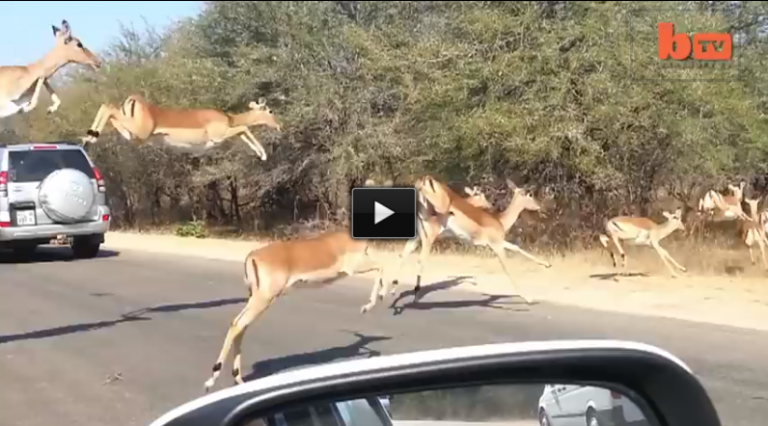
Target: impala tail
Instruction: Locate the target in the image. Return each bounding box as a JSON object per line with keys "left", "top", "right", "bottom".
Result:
{"left": 243, "top": 255, "right": 258, "bottom": 296}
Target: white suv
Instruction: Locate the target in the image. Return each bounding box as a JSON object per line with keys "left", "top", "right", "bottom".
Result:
{"left": 538, "top": 384, "right": 650, "bottom": 426}
{"left": 0, "top": 141, "right": 111, "bottom": 259}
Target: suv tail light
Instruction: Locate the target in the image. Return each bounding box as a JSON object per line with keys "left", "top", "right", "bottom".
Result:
{"left": 92, "top": 167, "right": 106, "bottom": 193}
{"left": 0, "top": 170, "right": 7, "bottom": 197}
{"left": 0, "top": 171, "right": 8, "bottom": 227}
{"left": 610, "top": 390, "right": 622, "bottom": 399}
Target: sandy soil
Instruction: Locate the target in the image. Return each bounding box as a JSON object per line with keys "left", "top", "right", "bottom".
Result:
{"left": 102, "top": 231, "right": 768, "bottom": 332}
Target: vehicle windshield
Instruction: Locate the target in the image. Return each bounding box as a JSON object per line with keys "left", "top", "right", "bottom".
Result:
{"left": 8, "top": 149, "right": 94, "bottom": 183}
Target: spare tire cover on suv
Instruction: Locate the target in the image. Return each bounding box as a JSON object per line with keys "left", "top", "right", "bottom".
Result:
{"left": 38, "top": 168, "right": 96, "bottom": 223}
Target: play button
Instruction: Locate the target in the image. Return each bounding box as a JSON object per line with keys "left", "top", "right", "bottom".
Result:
{"left": 350, "top": 186, "right": 417, "bottom": 240}
{"left": 374, "top": 201, "right": 394, "bottom": 225}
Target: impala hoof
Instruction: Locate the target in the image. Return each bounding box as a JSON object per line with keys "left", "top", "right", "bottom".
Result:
{"left": 544, "top": 263, "right": 552, "bottom": 268}
{"left": 360, "top": 305, "right": 371, "bottom": 314}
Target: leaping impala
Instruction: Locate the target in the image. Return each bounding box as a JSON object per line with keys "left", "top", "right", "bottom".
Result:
{"left": 0, "top": 20, "right": 101, "bottom": 118}
{"left": 83, "top": 95, "right": 282, "bottom": 160}
{"left": 688, "top": 181, "right": 752, "bottom": 237}
{"left": 202, "top": 180, "right": 388, "bottom": 393}
{"left": 389, "top": 176, "right": 552, "bottom": 305}
{"left": 598, "top": 208, "right": 687, "bottom": 278}
{"left": 698, "top": 181, "right": 751, "bottom": 221}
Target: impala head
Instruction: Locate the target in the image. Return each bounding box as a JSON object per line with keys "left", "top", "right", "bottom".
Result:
{"left": 745, "top": 197, "right": 760, "bottom": 218}
{"left": 662, "top": 208, "right": 685, "bottom": 232}
{"left": 506, "top": 179, "right": 545, "bottom": 216}
{"left": 51, "top": 20, "right": 101, "bottom": 71}
{"left": 247, "top": 98, "right": 282, "bottom": 131}
{"left": 726, "top": 181, "right": 746, "bottom": 201}
{"left": 414, "top": 175, "right": 452, "bottom": 214}
{"left": 463, "top": 186, "right": 492, "bottom": 209}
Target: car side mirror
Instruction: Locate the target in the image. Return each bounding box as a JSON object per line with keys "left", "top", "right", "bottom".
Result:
{"left": 148, "top": 340, "right": 722, "bottom": 426}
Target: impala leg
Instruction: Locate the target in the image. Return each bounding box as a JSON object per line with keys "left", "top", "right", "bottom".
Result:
{"left": 490, "top": 242, "right": 532, "bottom": 304}
{"left": 758, "top": 234, "right": 768, "bottom": 270}
{"left": 43, "top": 80, "right": 61, "bottom": 114}
{"left": 390, "top": 237, "right": 420, "bottom": 295}
{"left": 610, "top": 235, "right": 627, "bottom": 271}
{"left": 598, "top": 234, "right": 618, "bottom": 268}
{"left": 108, "top": 117, "right": 135, "bottom": 141}
{"left": 747, "top": 234, "right": 756, "bottom": 265}
{"left": 243, "top": 128, "right": 268, "bottom": 161}
{"left": 21, "top": 78, "right": 45, "bottom": 113}
{"left": 651, "top": 241, "right": 686, "bottom": 277}
{"left": 412, "top": 231, "right": 436, "bottom": 296}
{"left": 85, "top": 104, "right": 117, "bottom": 142}
{"left": 238, "top": 133, "right": 266, "bottom": 161}
{"left": 231, "top": 295, "right": 273, "bottom": 386}
{"left": 205, "top": 294, "right": 271, "bottom": 392}
{"left": 225, "top": 126, "right": 267, "bottom": 160}
{"left": 502, "top": 241, "right": 552, "bottom": 268}
{"left": 356, "top": 251, "right": 387, "bottom": 314}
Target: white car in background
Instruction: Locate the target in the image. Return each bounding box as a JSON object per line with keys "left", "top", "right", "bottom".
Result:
{"left": 538, "top": 384, "right": 650, "bottom": 426}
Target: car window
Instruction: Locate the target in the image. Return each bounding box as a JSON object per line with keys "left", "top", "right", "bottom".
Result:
{"left": 334, "top": 398, "right": 388, "bottom": 426}
{"left": 241, "top": 398, "right": 388, "bottom": 426}
{"left": 281, "top": 406, "right": 316, "bottom": 426}
{"left": 8, "top": 150, "right": 94, "bottom": 183}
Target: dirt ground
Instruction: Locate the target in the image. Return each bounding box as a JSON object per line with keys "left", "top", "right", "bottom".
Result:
{"left": 102, "top": 231, "right": 768, "bottom": 332}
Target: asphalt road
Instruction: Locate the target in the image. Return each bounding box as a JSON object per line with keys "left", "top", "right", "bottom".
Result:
{"left": 0, "top": 247, "right": 766, "bottom": 426}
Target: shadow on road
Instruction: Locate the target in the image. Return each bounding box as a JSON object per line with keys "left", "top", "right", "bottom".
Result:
{"left": 589, "top": 272, "right": 650, "bottom": 281}
{"left": 243, "top": 331, "right": 392, "bottom": 381}
{"left": 0, "top": 246, "right": 120, "bottom": 264}
{"left": 388, "top": 277, "right": 529, "bottom": 316}
{"left": 0, "top": 297, "right": 246, "bottom": 345}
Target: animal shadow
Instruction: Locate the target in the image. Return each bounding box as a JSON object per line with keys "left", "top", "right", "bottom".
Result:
{"left": 243, "top": 331, "right": 392, "bottom": 381}
{"left": 388, "top": 276, "right": 529, "bottom": 315}
{"left": 0, "top": 297, "right": 245, "bottom": 345}
{"left": 589, "top": 272, "right": 650, "bottom": 281}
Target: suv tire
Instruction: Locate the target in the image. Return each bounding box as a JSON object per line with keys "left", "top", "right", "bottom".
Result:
{"left": 71, "top": 238, "right": 101, "bottom": 259}
{"left": 11, "top": 244, "right": 38, "bottom": 260}
{"left": 38, "top": 168, "right": 96, "bottom": 223}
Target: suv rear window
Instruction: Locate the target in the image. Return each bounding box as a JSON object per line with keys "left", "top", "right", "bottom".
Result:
{"left": 8, "top": 149, "right": 94, "bottom": 183}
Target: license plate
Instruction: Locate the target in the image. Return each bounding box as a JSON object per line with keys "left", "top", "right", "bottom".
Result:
{"left": 15, "top": 210, "right": 36, "bottom": 226}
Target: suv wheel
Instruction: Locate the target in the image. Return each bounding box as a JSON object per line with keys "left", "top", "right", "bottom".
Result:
{"left": 71, "top": 238, "right": 101, "bottom": 259}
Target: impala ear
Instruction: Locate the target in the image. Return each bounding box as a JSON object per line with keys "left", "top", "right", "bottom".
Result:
{"left": 249, "top": 101, "right": 258, "bottom": 109}
{"left": 258, "top": 97, "right": 266, "bottom": 106}
{"left": 506, "top": 179, "right": 517, "bottom": 190}
{"left": 464, "top": 187, "right": 473, "bottom": 195}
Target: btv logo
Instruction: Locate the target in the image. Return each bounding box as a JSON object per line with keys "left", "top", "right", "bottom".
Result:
{"left": 657, "top": 22, "right": 732, "bottom": 61}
